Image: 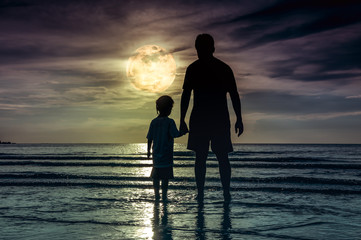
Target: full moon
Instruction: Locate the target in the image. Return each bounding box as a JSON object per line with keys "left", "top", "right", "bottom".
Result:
{"left": 126, "top": 45, "right": 176, "bottom": 93}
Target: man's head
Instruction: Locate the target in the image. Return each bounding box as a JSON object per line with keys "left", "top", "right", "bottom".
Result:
{"left": 195, "top": 34, "right": 215, "bottom": 59}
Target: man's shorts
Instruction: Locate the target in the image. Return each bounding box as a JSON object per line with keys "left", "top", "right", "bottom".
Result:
{"left": 187, "top": 128, "right": 233, "bottom": 154}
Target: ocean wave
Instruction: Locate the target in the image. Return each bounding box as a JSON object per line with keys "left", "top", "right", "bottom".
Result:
{"left": 0, "top": 155, "right": 345, "bottom": 163}
{"left": 0, "top": 181, "right": 360, "bottom": 195}
{"left": 0, "top": 155, "right": 149, "bottom": 160}
{"left": 2, "top": 215, "right": 138, "bottom": 226}
{"left": 229, "top": 157, "right": 325, "bottom": 162}
{"left": 0, "top": 160, "right": 360, "bottom": 170}
{"left": 0, "top": 155, "right": 194, "bottom": 161}
{"left": 1, "top": 173, "right": 360, "bottom": 186}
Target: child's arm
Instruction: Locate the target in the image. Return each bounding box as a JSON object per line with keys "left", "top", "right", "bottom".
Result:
{"left": 147, "top": 139, "right": 152, "bottom": 159}
{"left": 170, "top": 119, "right": 181, "bottom": 138}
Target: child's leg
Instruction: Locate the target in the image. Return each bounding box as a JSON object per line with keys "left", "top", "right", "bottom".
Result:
{"left": 153, "top": 179, "right": 160, "bottom": 200}
{"left": 161, "top": 179, "right": 169, "bottom": 200}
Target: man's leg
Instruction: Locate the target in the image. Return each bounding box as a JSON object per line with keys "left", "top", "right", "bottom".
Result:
{"left": 195, "top": 149, "right": 208, "bottom": 201}
{"left": 153, "top": 179, "right": 160, "bottom": 200}
{"left": 215, "top": 151, "right": 231, "bottom": 201}
{"left": 161, "top": 179, "right": 169, "bottom": 201}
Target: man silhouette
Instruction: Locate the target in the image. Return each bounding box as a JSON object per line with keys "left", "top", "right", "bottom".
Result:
{"left": 180, "top": 33, "right": 243, "bottom": 202}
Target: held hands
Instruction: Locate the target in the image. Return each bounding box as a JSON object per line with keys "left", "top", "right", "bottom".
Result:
{"left": 235, "top": 119, "right": 244, "bottom": 137}
{"left": 179, "top": 120, "right": 189, "bottom": 136}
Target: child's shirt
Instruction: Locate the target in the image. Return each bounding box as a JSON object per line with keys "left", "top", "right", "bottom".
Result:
{"left": 147, "top": 117, "right": 180, "bottom": 168}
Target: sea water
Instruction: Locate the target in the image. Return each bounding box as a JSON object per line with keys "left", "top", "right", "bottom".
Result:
{"left": 0, "top": 144, "right": 360, "bottom": 240}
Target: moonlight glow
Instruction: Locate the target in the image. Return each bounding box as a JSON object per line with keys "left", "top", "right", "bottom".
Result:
{"left": 126, "top": 45, "right": 176, "bottom": 93}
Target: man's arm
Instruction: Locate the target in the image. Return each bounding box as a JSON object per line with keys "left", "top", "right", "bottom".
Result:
{"left": 229, "top": 87, "right": 244, "bottom": 137}
{"left": 147, "top": 139, "right": 152, "bottom": 159}
{"left": 180, "top": 88, "right": 191, "bottom": 135}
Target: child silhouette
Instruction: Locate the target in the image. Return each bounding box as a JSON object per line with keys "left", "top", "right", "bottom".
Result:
{"left": 147, "top": 95, "right": 180, "bottom": 201}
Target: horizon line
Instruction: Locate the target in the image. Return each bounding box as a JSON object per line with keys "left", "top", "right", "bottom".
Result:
{"left": 3, "top": 142, "right": 361, "bottom": 145}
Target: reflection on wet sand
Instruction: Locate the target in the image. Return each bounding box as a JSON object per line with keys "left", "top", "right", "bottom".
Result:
{"left": 196, "top": 201, "right": 232, "bottom": 240}
{"left": 221, "top": 202, "right": 232, "bottom": 240}
{"left": 196, "top": 202, "right": 205, "bottom": 240}
{"left": 152, "top": 201, "right": 173, "bottom": 240}
{"left": 147, "top": 197, "right": 233, "bottom": 240}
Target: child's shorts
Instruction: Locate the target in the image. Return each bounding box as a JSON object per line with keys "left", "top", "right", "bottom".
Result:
{"left": 151, "top": 167, "right": 174, "bottom": 180}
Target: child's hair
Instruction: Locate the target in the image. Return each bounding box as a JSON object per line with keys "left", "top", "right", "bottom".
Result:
{"left": 156, "top": 95, "right": 174, "bottom": 116}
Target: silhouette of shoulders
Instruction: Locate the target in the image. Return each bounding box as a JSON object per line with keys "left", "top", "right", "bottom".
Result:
{"left": 189, "top": 56, "right": 230, "bottom": 69}
{"left": 183, "top": 56, "right": 235, "bottom": 93}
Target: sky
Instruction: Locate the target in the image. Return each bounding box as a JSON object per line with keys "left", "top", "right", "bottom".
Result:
{"left": 1, "top": 0, "right": 361, "bottom": 144}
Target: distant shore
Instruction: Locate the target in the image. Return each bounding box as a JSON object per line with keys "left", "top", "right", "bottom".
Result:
{"left": 0, "top": 141, "right": 15, "bottom": 144}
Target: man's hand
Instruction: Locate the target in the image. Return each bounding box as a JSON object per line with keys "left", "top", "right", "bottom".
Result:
{"left": 147, "top": 151, "right": 151, "bottom": 159}
{"left": 235, "top": 119, "right": 244, "bottom": 137}
{"left": 179, "top": 120, "right": 189, "bottom": 136}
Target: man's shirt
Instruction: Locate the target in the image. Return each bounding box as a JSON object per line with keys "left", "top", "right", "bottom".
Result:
{"left": 183, "top": 57, "right": 237, "bottom": 132}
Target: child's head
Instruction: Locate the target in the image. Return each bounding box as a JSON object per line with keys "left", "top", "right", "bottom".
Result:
{"left": 156, "top": 95, "right": 174, "bottom": 117}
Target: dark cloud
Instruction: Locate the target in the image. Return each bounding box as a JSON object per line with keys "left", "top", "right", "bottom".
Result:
{"left": 0, "top": 44, "right": 119, "bottom": 64}
{"left": 0, "top": 0, "right": 128, "bottom": 29}
{"left": 40, "top": 68, "right": 123, "bottom": 84}
{"left": 0, "top": 0, "right": 33, "bottom": 8}
{"left": 250, "top": 114, "right": 361, "bottom": 143}
{"left": 207, "top": 1, "right": 361, "bottom": 87}
{"left": 221, "top": 0, "right": 361, "bottom": 49}
{"left": 258, "top": 34, "right": 361, "bottom": 82}
{"left": 241, "top": 14, "right": 361, "bottom": 50}
{"left": 1, "top": 0, "right": 360, "bottom": 143}
{"left": 243, "top": 91, "right": 361, "bottom": 115}
{"left": 227, "top": 0, "right": 361, "bottom": 23}
{"left": 169, "top": 46, "right": 190, "bottom": 54}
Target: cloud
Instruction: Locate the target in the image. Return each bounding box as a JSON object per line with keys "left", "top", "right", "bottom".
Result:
{"left": 1, "top": 0, "right": 360, "bottom": 143}
{"left": 223, "top": 0, "right": 361, "bottom": 40}
{"left": 208, "top": 0, "right": 361, "bottom": 96}
{"left": 243, "top": 91, "right": 361, "bottom": 115}
{"left": 346, "top": 95, "right": 361, "bottom": 99}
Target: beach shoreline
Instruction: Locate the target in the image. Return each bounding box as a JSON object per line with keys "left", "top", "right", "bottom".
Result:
{"left": 0, "top": 143, "right": 360, "bottom": 239}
